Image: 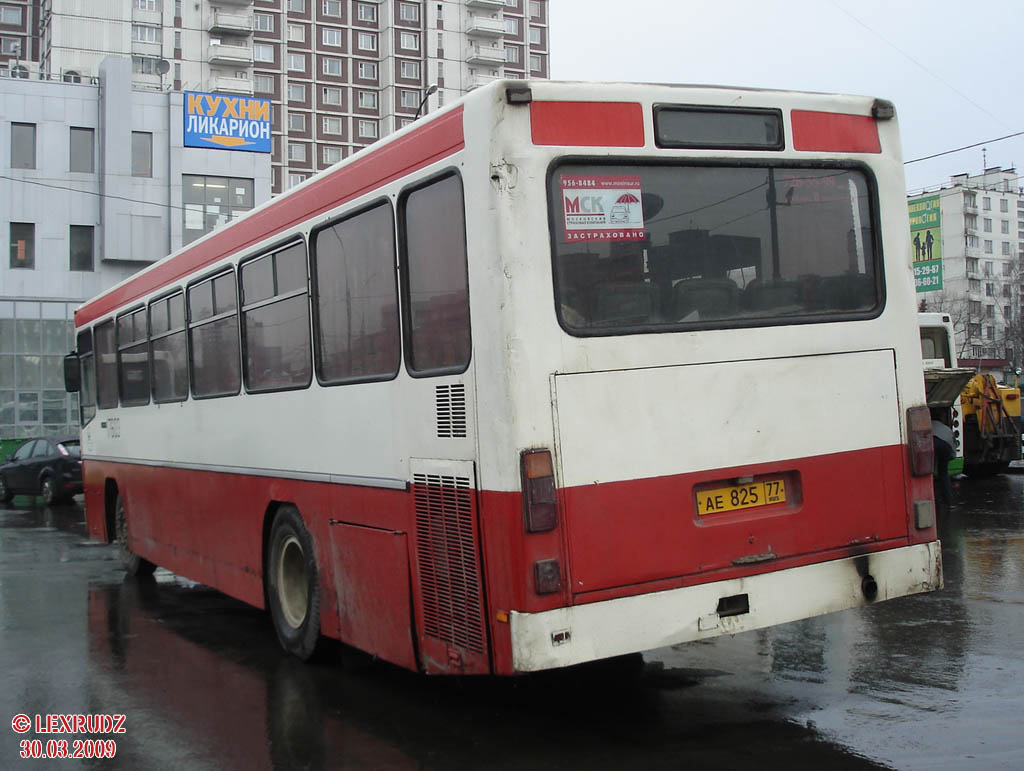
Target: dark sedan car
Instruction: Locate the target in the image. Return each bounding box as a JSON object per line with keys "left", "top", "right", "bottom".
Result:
{"left": 0, "top": 436, "right": 83, "bottom": 505}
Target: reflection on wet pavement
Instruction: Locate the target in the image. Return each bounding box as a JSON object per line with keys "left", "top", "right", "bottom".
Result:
{"left": 1, "top": 476, "right": 1021, "bottom": 769}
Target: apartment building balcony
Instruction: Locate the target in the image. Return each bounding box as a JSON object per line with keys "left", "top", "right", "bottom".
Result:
{"left": 465, "top": 0, "right": 506, "bottom": 9}
{"left": 214, "top": 75, "right": 254, "bottom": 95}
{"left": 964, "top": 203, "right": 978, "bottom": 215}
{"left": 210, "top": 11, "right": 253, "bottom": 35}
{"left": 466, "top": 44, "right": 505, "bottom": 65}
{"left": 208, "top": 42, "right": 253, "bottom": 65}
{"left": 132, "top": 40, "right": 162, "bottom": 58}
{"left": 132, "top": 9, "right": 162, "bottom": 26}
{"left": 212, "top": 0, "right": 254, "bottom": 5}
{"left": 466, "top": 16, "right": 505, "bottom": 38}
{"left": 467, "top": 73, "right": 498, "bottom": 90}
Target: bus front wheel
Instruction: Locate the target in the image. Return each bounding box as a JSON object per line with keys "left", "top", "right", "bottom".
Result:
{"left": 115, "top": 495, "right": 156, "bottom": 577}
{"left": 266, "top": 505, "right": 323, "bottom": 661}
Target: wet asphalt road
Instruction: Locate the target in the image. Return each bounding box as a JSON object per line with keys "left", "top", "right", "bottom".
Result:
{"left": 0, "top": 475, "right": 1021, "bottom": 770}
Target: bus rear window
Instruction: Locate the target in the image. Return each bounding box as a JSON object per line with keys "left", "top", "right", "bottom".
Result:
{"left": 549, "top": 164, "right": 880, "bottom": 334}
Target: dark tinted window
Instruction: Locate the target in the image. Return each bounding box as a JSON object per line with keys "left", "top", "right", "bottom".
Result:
{"left": 550, "top": 164, "right": 879, "bottom": 334}
{"left": 95, "top": 320, "right": 118, "bottom": 409}
{"left": 32, "top": 440, "right": 52, "bottom": 457}
{"left": 12, "top": 440, "right": 36, "bottom": 461}
{"left": 241, "top": 242, "right": 312, "bottom": 392}
{"left": 117, "top": 307, "right": 150, "bottom": 406}
{"left": 188, "top": 271, "right": 241, "bottom": 398}
{"left": 655, "top": 106, "right": 783, "bottom": 150}
{"left": 400, "top": 174, "right": 470, "bottom": 375}
{"left": 77, "top": 329, "right": 96, "bottom": 425}
{"left": 150, "top": 292, "right": 189, "bottom": 402}
{"left": 313, "top": 202, "right": 400, "bottom": 384}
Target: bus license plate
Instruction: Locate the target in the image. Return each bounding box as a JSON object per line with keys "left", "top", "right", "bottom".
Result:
{"left": 696, "top": 479, "right": 787, "bottom": 516}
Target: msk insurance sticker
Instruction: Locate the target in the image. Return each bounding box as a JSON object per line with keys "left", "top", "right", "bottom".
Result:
{"left": 560, "top": 175, "right": 646, "bottom": 242}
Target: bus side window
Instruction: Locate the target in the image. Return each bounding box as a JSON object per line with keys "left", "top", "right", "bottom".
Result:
{"left": 399, "top": 173, "right": 471, "bottom": 375}
{"left": 312, "top": 201, "right": 400, "bottom": 384}
{"left": 117, "top": 307, "right": 151, "bottom": 407}
{"left": 188, "top": 271, "right": 242, "bottom": 398}
{"left": 240, "top": 241, "right": 312, "bottom": 392}
{"left": 94, "top": 320, "right": 118, "bottom": 410}
{"left": 150, "top": 292, "right": 189, "bottom": 403}
{"left": 76, "top": 328, "right": 96, "bottom": 425}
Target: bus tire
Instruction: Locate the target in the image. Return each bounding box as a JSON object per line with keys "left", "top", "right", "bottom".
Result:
{"left": 266, "top": 505, "right": 323, "bottom": 661}
{"left": 115, "top": 495, "right": 156, "bottom": 577}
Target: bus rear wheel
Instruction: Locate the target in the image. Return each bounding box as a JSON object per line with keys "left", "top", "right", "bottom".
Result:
{"left": 266, "top": 506, "right": 322, "bottom": 661}
{"left": 115, "top": 495, "right": 156, "bottom": 577}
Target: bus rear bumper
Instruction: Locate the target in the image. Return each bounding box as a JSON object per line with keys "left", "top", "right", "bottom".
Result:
{"left": 509, "top": 541, "right": 942, "bottom": 673}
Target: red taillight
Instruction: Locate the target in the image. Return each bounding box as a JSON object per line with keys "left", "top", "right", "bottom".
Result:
{"left": 907, "top": 406, "right": 934, "bottom": 477}
{"left": 521, "top": 449, "right": 557, "bottom": 533}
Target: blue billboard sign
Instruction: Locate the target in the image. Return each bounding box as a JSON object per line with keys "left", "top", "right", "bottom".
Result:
{"left": 184, "top": 91, "right": 271, "bottom": 153}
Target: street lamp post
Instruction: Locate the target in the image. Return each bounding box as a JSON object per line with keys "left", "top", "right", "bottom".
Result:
{"left": 414, "top": 83, "right": 439, "bottom": 120}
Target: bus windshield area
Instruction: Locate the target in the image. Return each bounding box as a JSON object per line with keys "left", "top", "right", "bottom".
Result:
{"left": 549, "top": 163, "right": 879, "bottom": 333}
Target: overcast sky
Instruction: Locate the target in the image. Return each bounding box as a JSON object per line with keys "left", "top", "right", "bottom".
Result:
{"left": 548, "top": 0, "right": 1024, "bottom": 195}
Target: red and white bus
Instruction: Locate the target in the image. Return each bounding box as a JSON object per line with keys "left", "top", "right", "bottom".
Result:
{"left": 66, "top": 80, "right": 942, "bottom": 675}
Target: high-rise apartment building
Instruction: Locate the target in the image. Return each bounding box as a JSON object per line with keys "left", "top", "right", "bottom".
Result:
{"left": 16, "top": 0, "right": 549, "bottom": 195}
{"left": 910, "top": 166, "right": 1024, "bottom": 379}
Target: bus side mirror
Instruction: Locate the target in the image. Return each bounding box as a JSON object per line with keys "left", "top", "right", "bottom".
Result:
{"left": 64, "top": 352, "right": 81, "bottom": 393}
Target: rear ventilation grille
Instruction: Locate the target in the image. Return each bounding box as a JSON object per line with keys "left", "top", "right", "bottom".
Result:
{"left": 436, "top": 384, "right": 467, "bottom": 438}
{"left": 413, "top": 473, "right": 485, "bottom": 654}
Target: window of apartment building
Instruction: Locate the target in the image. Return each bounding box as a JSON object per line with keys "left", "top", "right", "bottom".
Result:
{"left": 322, "top": 56, "right": 342, "bottom": 75}
{"left": 986, "top": 283, "right": 995, "bottom": 296}
{"left": 287, "top": 143, "right": 307, "bottom": 162}
{"left": 436, "top": 32, "right": 443, "bottom": 53}
{"left": 505, "top": 46, "right": 519, "bottom": 63}
{"left": 322, "top": 28, "right": 341, "bottom": 46}
{"left": 968, "top": 278, "right": 980, "bottom": 292}
{"left": 1004, "top": 285, "right": 1012, "bottom": 297}
{"left": 968, "top": 322, "right": 981, "bottom": 337}
{"left": 288, "top": 173, "right": 306, "bottom": 188}
{"left": 529, "top": 0, "right": 542, "bottom": 17}
{"left": 9, "top": 223, "right": 34, "bottom": 269}
{"left": 322, "top": 116, "right": 342, "bottom": 134}
{"left": 504, "top": 0, "right": 517, "bottom": 5}
{"left": 400, "top": 90, "right": 419, "bottom": 109}
{"left": 401, "top": 60, "right": 420, "bottom": 79}
{"left": 1004, "top": 305, "right": 1012, "bottom": 319}
{"left": 972, "top": 345, "right": 983, "bottom": 358}
{"left": 984, "top": 218, "right": 992, "bottom": 233}
{"left": 966, "top": 257, "right": 979, "bottom": 273}
{"left": 985, "top": 240, "right": 993, "bottom": 254}
{"left": 182, "top": 175, "right": 255, "bottom": 246}
{"left": 965, "top": 192, "right": 977, "bottom": 208}
{"left": 1, "top": 5, "right": 24, "bottom": 23}
{"left": 1001, "top": 220, "right": 1010, "bottom": 234}
{"left": 323, "top": 145, "right": 342, "bottom": 164}
{"left": 437, "top": 60, "right": 444, "bottom": 79}
{"left": 529, "top": 54, "right": 541, "bottom": 71}
{"left": 1000, "top": 199, "right": 1009, "bottom": 213}
{"left": 132, "top": 25, "right": 161, "bottom": 43}
{"left": 358, "top": 61, "right": 377, "bottom": 79}
{"left": 436, "top": 3, "right": 443, "bottom": 22}
{"left": 1003, "top": 262, "right": 1013, "bottom": 276}
{"left": 505, "top": 18, "right": 518, "bottom": 34}
{"left": 69, "top": 226, "right": 94, "bottom": 272}
{"left": 400, "top": 3, "right": 420, "bottom": 21}
{"left": 288, "top": 83, "right": 307, "bottom": 101}
{"left": 986, "top": 326, "right": 995, "bottom": 340}
{"left": 322, "top": 86, "right": 342, "bottom": 104}
{"left": 323, "top": 0, "right": 342, "bottom": 17}
{"left": 983, "top": 197, "right": 991, "bottom": 211}
{"left": 357, "top": 4, "right": 377, "bottom": 22}
{"left": 288, "top": 0, "right": 306, "bottom": 12}
{"left": 358, "top": 91, "right": 378, "bottom": 109}
{"left": 254, "top": 74, "right": 274, "bottom": 93}
{"left": 529, "top": 26, "right": 541, "bottom": 44}
{"left": 437, "top": 89, "right": 444, "bottom": 106}
{"left": 1003, "top": 242, "right": 1012, "bottom": 255}
{"left": 174, "top": 62, "right": 181, "bottom": 81}
{"left": 969, "top": 300, "right": 982, "bottom": 315}
{"left": 254, "top": 43, "right": 274, "bottom": 62}
{"left": 133, "top": 0, "right": 160, "bottom": 10}
{"left": 10, "top": 123, "right": 35, "bottom": 169}
{"left": 1, "top": 38, "right": 20, "bottom": 56}
{"left": 132, "top": 131, "right": 153, "bottom": 177}
{"left": 984, "top": 261, "right": 993, "bottom": 276}
{"left": 358, "top": 120, "right": 378, "bottom": 138}
{"left": 69, "top": 127, "right": 95, "bottom": 173}
{"left": 986, "top": 305, "right": 995, "bottom": 318}
{"left": 174, "top": 31, "right": 183, "bottom": 50}
{"left": 967, "top": 234, "right": 980, "bottom": 248}
{"left": 400, "top": 32, "right": 419, "bottom": 50}
{"left": 358, "top": 32, "right": 377, "bottom": 50}
{"left": 254, "top": 13, "right": 274, "bottom": 32}
{"left": 965, "top": 213, "right": 977, "bottom": 229}
{"left": 132, "top": 56, "right": 161, "bottom": 74}
{"left": 288, "top": 52, "right": 306, "bottom": 71}
{"left": 288, "top": 23, "right": 305, "bottom": 41}
{"left": 288, "top": 112, "right": 307, "bottom": 131}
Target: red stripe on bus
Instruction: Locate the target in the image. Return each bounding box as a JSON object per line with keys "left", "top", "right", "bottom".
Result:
{"left": 791, "top": 109, "right": 881, "bottom": 153}
{"left": 75, "top": 106, "right": 466, "bottom": 327}
{"left": 530, "top": 101, "right": 645, "bottom": 147}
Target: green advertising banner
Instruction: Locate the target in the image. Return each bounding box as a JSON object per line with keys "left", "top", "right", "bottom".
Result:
{"left": 909, "top": 194, "right": 942, "bottom": 292}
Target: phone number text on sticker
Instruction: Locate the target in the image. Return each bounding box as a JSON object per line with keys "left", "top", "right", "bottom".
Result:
{"left": 561, "top": 175, "right": 645, "bottom": 242}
